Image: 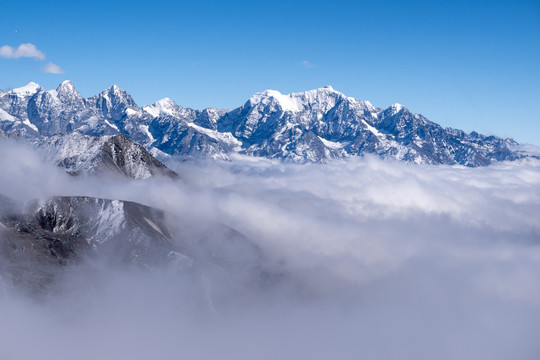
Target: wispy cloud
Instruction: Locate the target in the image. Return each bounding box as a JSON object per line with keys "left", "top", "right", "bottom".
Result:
{"left": 300, "top": 60, "right": 317, "bottom": 69}
{"left": 0, "top": 43, "right": 65, "bottom": 75}
{"left": 0, "top": 43, "right": 45, "bottom": 60}
{"left": 42, "top": 62, "right": 65, "bottom": 74}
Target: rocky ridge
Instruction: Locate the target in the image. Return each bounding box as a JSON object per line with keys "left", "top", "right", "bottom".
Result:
{"left": 0, "top": 81, "right": 531, "bottom": 166}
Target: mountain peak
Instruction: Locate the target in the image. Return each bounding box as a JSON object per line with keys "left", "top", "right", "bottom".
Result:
{"left": 55, "top": 80, "right": 78, "bottom": 95}
{"left": 108, "top": 84, "right": 131, "bottom": 95}
{"left": 143, "top": 97, "right": 179, "bottom": 117}
{"left": 248, "top": 86, "right": 347, "bottom": 113}
{"left": 387, "top": 103, "right": 405, "bottom": 115}
{"left": 57, "top": 80, "right": 75, "bottom": 89}
{"left": 249, "top": 90, "right": 301, "bottom": 112}
{"left": 101, "top": 84, "right": 134, "bottom": 103}
{"left": 10, "top": 82, "right": 42, "bottom": 96}
{"left": 301, "top": 86, "right": 346, "bottom": 99}
{"left": 51, "top": 80, "right": 83, "bottom": 104}
{"left": 155, "top": 97, "right": 176, "bottom": 107}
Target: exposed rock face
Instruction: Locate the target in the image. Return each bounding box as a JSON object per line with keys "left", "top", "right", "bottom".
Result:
{"left": 0, "top": 194, "right": 189, "bottom": 293}
{"left": 0, "top": 81, "right": 530, "bottom": 166}
{"left": 0, "top": 193, "right": 281, "bottom": 297}
{"left": 39, "top": 132, "right": 178, "bottom": 179}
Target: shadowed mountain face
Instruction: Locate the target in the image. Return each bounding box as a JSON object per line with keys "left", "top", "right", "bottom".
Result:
{"left": 0, "top": 81, "right": 531, "bottom": 166}
{"left": 0, "top": 194, "right": 187, "bottom": 293}
{"left": 0, "top": 193, "right": 281, "bottom": 297}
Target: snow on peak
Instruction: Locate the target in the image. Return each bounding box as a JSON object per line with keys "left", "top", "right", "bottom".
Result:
{"left": 249, "top": 90, "right": 301, "bottom": 112}
{"left": 388, "top": 103, "right": 405, "bottom": 115}
{"left": 313, "top": 85, "right": 341, "bottom": 93}
{"left": 55, "top": 80, "right": 81, "bottom": 99}
{"left": 391, "top": 103, "right": 404, "bottom": 111}
{"left": 297, "top": 86, "right": 346, "bottom": 100}
{"left": 109, "top": 84, "right": 128, "bottom": 96}
{"left": 143, "top": 97, "right": 179, "bottom": 117}
{"left": 249, "top": 86, "right": 347, "bottom": 113}
{"left": 57, "top": 80, "right": 75, "bottom": 91}
{"left": 10, "top": 82, "right": 41, "bottom": 96}
{"left": 99, "top": 84, "right": 136, "bottom": 108}
{"left": 155, "top": 97, "right": 176, "bottom": 107}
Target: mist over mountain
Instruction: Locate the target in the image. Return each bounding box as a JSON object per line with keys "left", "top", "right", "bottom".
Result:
{"left": 0, "top": 82, "right": 539, "bottom": 360}
{"left": 1, "top": 81, "right": 534, "bottom": 167}
{"left": 0, "top": 143, "right": 539, "bottom": 359}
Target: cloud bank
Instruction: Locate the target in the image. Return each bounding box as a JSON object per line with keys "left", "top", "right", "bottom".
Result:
{"left": 0, "top": 139, "right": 539, "bottom": 360}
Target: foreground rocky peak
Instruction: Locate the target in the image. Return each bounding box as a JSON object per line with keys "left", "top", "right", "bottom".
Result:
{"left": 0, "top": 192, "right": 281, "bottom": 296}
{"left": 0, "top": 193, "right": 189, "bottom": 292}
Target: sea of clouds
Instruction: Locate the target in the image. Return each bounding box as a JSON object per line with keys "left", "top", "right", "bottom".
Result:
{"left": 0, "top": 139, "right": 539, "bottom": 359}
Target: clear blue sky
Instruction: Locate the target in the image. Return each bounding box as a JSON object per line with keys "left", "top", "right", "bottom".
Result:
{"left": 1, "top": 0, "right": 539, "bottom": 144}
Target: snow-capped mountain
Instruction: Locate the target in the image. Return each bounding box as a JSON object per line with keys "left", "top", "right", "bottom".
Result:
{"left": 0, "top": 81, "right": 528, "bottom": 166}
{"left": 218, "top": 86, "right": 522, "bottom": 165}
{"left": 39, "top": 132, "right": 178, "bottom": 179}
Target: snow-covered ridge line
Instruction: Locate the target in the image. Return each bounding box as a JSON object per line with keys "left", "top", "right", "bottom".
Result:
{"left": 0, "top": 81, "right": 529, "bottom": 167}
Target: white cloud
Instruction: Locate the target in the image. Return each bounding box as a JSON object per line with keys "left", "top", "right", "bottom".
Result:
{"left": 0, "top": 43, "right": 45, "bottom": 60}
{"left": 41, "top": 62, "right": 65, "bottom": 74}
{"left": 300, "top": 60, "right": 317, "bottom": 69}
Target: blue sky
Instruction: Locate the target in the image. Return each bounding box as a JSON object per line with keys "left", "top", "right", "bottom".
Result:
{"left": 1, "top": 0, "right": 539, "bottom": 144}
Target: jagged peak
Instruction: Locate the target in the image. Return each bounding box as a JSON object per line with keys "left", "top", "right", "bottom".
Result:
{"left": 292, "top": 87, "right": 378, "bottom": 112}
{"left": 385, "top": 103, "right": 407, "bottom": 115}
{"left": 105, "top": 84, "right": 129, "bottom": 96}
{"left": 57, "top": 80, "right": 75, "bottom": 91}
{"left": 96, "top": 84, "right": 137, "bottom": 108}
{"left": 54, "top": 80, "right": 82, "bottom": 99}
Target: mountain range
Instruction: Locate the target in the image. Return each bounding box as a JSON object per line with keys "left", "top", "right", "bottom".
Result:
{"left": 0, "top": 81, "right": 533, "bottom": 167}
